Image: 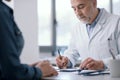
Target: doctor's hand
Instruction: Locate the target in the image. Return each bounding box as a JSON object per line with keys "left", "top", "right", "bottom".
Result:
{"left": 56, "top": 56, "right": 69, "bottom": 69}
{"left": 35, "top": 60, "right": 58, "bottom": 77}
{"left": 80, "top": 57, "right": 104, "bottom": 70}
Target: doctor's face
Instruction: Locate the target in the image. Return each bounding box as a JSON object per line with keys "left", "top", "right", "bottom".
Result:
{"left": 71, "top": 0, "right": 97, "bottom": 24}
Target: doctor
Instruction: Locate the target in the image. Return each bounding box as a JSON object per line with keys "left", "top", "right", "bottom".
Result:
{"left": 56, "top": 0, "right": 120, "bottom": 70}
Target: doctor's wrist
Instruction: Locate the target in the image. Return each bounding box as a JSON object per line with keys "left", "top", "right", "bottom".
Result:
{"left": 98, "top": 60, "right": 105, "bottom": 70}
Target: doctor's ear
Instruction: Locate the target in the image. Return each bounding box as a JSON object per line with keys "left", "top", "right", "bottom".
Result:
{"left": 91, "top": 0, "right": 97, "bottom": 7}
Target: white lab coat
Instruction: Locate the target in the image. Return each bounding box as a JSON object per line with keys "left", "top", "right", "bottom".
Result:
{"left": 64, "top": 9, "right": 120, "bottom": 67}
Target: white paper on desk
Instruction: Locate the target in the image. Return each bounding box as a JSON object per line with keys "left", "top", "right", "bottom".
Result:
{"left": 78, "top": 70, "right": 110, "bottom": 76}
{"left": 58, "top": 68, "right": 81, "bottom": 72}
{"left": 53, "top": 66, "right": 81, "bottom": 72}
{"left": 80, "top": 70, "right": 98, "bottom": 74}
{"left": 79, "top": 69, "right": 110, "bottom": 74}
{"left": 53, "top": 66, "right": 59, "bottom": 70}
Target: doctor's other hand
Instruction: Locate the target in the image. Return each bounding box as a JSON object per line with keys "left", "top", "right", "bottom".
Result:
{"left": 56, "top": 56, "right": 69, "bottom": 69}
{"left": 80, "top": 57, "right": 104, "bottom": 70}
{"left": 35, "top": 60, "right": 58, "bottom": 77}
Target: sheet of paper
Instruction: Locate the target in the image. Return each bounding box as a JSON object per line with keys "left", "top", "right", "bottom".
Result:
{"left": 78, "top": 69, "right": 110, "bottom": 76}
{"left": 53, "top": 66, "right": 81, "bottom": 72}
{"left": 80, "top": 70, "right": 98, "bottom": 74}
{"left": 58, "top": 68, "right": 81, "bottom": 72}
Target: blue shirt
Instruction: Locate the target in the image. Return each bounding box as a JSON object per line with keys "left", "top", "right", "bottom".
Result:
{"left": 86, "top": 8, "right": 103, "bottom": 37}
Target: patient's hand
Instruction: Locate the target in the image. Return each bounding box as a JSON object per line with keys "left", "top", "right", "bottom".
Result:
{"left": 35, "top": 60, "right": 58, "bottom": 77}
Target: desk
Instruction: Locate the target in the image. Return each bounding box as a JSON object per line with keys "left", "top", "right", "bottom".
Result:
{"left": 42, "top": 71, "right": 120, "bottom": 80}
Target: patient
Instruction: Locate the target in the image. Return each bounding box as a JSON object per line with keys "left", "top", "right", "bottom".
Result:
{"left": 0, "top": 0, "right": 58, "bottom": 80}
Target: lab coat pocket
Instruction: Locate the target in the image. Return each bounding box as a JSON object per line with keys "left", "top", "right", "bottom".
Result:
{"left": 108, "top": 36, "right": 118, "bottom": 56}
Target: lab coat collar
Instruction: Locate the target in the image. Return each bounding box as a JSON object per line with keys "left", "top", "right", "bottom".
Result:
{"left": 98, "top": 8, "right": 108, "bottom": 25}
{"left": 89, "top": 8, "right": 109, "bottom": 43}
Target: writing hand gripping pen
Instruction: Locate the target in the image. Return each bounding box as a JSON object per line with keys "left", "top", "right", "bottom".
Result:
{"left": 57, "top": 49, "right": 68, "bottom": 69}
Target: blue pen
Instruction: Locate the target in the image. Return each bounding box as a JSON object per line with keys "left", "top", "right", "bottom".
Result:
{"left": 58, "top": 49, "right": 62, "bottom": 59}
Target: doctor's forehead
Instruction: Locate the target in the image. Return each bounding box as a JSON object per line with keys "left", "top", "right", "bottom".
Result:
{"left": 70, "top": 0, "right": 93, "bottom": 3}
{"left": 70, "top": 0, "right": 91, "bottom": 7}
